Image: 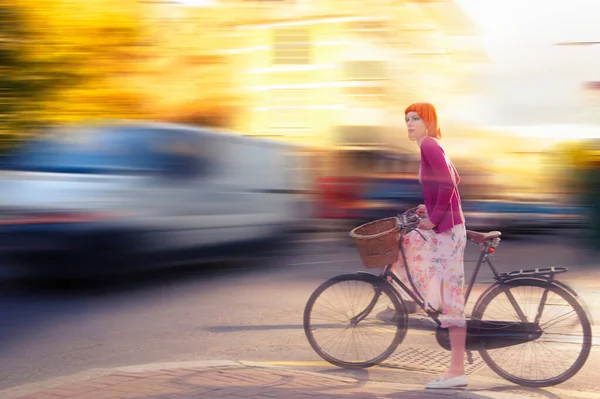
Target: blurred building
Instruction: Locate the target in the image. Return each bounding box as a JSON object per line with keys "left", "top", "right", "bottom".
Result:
{"left": 138, "top": 0, "right": 487, "bottom": 183}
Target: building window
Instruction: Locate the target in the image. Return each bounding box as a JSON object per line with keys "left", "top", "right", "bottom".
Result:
{"left": 272, "top": 26, "right": 312, "bottom": 65}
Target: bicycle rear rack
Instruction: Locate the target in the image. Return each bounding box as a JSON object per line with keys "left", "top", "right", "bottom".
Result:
{"left": 495, "top": 266, "right": 568, "bottom": 282}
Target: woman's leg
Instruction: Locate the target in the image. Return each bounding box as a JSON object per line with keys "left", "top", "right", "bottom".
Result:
{"left": 446, "top": 326, "right": 467, "bottom": 378}
{"left": 436, "top": 225, "right": 468, "bottom": 379}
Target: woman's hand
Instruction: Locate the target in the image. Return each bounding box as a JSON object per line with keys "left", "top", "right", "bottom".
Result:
{"left": 418, "top": 218, "right": 436, "bottom": 230}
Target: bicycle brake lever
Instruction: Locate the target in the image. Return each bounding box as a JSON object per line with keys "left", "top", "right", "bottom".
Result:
{"left": 397, "top": 210, "right": 428, "bottom": 241}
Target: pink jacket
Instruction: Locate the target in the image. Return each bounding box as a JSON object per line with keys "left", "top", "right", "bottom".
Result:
{"left": 420, "top": 137, "right": 465, "bottom": 233}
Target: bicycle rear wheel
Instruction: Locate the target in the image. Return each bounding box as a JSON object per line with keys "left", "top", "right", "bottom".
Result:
{"left": 472, "top": 279, "right": 592, "bottom": 387}
{"left": 303, "top": 273, "right": 408, "bottom": 368}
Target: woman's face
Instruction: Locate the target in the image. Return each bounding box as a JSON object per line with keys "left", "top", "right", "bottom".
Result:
{"left": 405, "top": 111, "right": 427, "bottom": 141}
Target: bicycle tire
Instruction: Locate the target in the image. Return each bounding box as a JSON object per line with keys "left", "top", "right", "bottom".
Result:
{"left": 303, "top": 273, "right": 408, "bottom": 369}
{"left": 472, "top": 279, "right": 592, "bottom": 387}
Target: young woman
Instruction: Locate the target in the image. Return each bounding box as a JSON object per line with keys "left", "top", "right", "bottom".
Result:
{"left": 402, "top": 102, "right": 468, "bottom": 389}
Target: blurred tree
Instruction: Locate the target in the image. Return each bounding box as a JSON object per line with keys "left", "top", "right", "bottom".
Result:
{"left": 550, "top": 141, "right": 588, "bottom": 195}
{"left": 1, "top": 1, "right": 242, "bottom": 153}
{"left": 0, "top": 1, "right": 51, "bottom": 147}
{"left": 551, "top": 140, "right": 600, "bottom": 249}
{"left": 0, "top": 0, "right": 146, "bottom": 151}
{"left": 135, "top": 7, "right": 241, "bottom": 128}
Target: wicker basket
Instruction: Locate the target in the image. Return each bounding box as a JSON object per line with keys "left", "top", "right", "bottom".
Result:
{"left": 350, "top": 217, "right": 401, "bottom": 268}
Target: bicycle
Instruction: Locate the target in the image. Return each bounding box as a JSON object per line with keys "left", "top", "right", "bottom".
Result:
{"left": 303, "top": 207, "right": 594, "bottom": 387}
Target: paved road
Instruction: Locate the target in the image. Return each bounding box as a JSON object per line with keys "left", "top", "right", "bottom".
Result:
{"left": 0, "top": 230, "right": 599, "bottom": 398}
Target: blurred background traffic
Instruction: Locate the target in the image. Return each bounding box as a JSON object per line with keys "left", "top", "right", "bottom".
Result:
{"left": 1, "top": 0, "right": 600, "bottom": 278}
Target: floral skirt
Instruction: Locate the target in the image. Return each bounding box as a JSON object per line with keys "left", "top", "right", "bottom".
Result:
{"left": 391, "top": 224, "right": 467, "bottom": 328}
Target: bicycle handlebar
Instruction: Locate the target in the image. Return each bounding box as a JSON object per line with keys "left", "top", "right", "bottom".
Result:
{"left": 397, "top": 207, "right": 422, "bottom": 230}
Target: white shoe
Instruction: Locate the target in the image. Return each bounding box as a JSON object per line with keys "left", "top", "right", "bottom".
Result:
{"left": 425, "top": 375, "right": 468, "bottom": 389}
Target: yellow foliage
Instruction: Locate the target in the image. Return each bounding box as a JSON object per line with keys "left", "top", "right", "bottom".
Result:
{"left": 1, "top": 0, "right": 239, "bottom": 152}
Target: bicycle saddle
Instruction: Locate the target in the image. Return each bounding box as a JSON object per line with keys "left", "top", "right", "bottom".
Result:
{"left": 466, "top": 230, "right": 501, "bottom": 244}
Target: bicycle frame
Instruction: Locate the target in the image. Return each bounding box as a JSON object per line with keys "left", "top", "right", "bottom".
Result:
{"left": 347, "top": 208, "right": 593, "bottom": 358}
{"left": 369, "top": 232, "right": 553, "bottom": 352}
{"left": 375, "top": 230, "right": 489, "bottom": 326}
{"left": 379, "top": 229, "right": 554, "bottom": 328}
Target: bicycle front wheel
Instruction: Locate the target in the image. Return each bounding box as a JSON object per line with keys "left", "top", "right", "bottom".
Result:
{"left": 303, "top": 273, "right": 408, "bottom": 369}
{"left": 472, "top": 280, "right": 592, "bottom": 387}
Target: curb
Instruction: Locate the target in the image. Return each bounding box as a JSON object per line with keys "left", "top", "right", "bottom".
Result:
{"left": 0, "top": 360, "right": 241, "bottom": 399}
{"left": 0, "top": 360, "right": 532, "bottom": 399}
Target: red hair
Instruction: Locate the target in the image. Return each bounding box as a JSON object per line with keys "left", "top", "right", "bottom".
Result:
{"left": 404, "top": 102, "right": 441, "bottom": 139}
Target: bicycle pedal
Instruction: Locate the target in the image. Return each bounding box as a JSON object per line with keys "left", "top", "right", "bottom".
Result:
{"left": 466, "top": 350, "right": 474, "bottom": 365}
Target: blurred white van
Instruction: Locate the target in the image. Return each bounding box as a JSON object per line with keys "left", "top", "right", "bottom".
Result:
{"left": 0, "top": 120, "right": 308, "bottom": 277}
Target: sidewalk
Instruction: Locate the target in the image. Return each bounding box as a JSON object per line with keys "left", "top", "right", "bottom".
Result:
{"left": 0, "top": 360, "right": 531, "bottom": 399}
